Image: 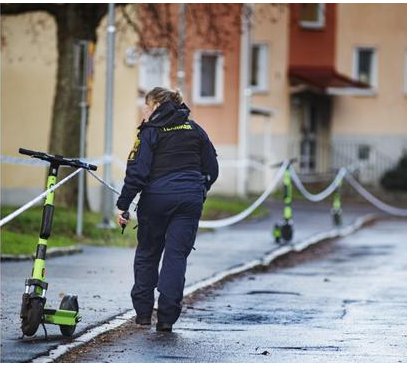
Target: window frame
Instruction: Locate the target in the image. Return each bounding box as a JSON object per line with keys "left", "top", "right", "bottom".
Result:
{"left": 299, "top": 3, "right": 325, "bottom": 30}
{"left": 352, "top": 46, "right": 378, "bottom": 92}
{"left": 192, "top": 49, "right": 224, "bottom": 105}
{"left": 250, "top": 43, "right": 269, "bottom": 93}
{"left": 138, "top": 48, "right": 170, "bottom": 105}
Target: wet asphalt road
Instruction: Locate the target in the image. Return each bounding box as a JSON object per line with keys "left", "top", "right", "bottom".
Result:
{"left": 1, "top": 200, "right": 379, "bottom": 363}
{"left": 58, "top": 218, "right": 406, "bottom": 363}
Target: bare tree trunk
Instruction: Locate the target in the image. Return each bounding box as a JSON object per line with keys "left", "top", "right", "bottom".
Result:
{"left": 49, "top": 11, "right": 81, "bottom": 207}
{"left": 48, "top": 5, "right": 106, "bottom": 208}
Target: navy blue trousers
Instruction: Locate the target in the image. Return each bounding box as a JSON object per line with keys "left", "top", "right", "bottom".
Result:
{"left": 131, "top": 191, "right": 203, "bottom": 324}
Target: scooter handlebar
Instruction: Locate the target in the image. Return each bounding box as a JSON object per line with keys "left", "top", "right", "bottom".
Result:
{"left": 19, "top": 148, "right": 98, "bottom": 171}
{"left": 19, "top": 148, "right": 45, "bottom": 157}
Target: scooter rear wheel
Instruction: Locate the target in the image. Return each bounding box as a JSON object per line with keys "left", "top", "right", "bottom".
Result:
{"left": 281, "top": 223, "right": 293, "bottom": 242}
{"left": 59, "top": 295, "right": 79, "bottom": 337}
{"left": 21, "top": 297, "right": 43, "bottom": 337}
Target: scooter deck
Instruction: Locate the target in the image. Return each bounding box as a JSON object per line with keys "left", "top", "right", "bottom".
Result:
{"left": 43, "top": 308, "right": 81, "bottom": 326}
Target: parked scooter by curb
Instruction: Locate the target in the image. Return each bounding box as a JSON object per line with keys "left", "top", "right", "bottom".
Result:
{"left": 18, "top": 148, "right": 97, "bottom": 339}
{"left": 272, "top": 158, "right": 297, "bottom": 244}
{"left": 331, "top": 176, "right": 343, "bottom": 226}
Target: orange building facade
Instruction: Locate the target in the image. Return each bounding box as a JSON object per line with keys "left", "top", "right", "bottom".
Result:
{"left": 1, "top": 3, "right": 407, "bottom": 207}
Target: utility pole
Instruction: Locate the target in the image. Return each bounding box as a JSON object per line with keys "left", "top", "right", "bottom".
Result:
{"left": 237, "top": 4, "right": 252, "bottom": 197}
{"left": 76, "top": 41, "right": 94, "bottom": 236}
{"left": 177, "top": 3, "right": 186, "bottom": 96}
{"left": 100, "top": 3, "right": 116, "bottom": 228}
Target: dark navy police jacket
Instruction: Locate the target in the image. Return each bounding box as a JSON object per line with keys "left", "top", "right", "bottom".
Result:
{"left": 116, "top": 101, "right": 219, "bottom": 211}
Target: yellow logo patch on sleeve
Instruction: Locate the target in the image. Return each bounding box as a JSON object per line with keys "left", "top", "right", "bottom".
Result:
{"left": 127, "top": 136, "right": 141, "bottom": 161}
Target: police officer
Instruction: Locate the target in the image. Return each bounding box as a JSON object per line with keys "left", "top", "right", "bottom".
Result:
{"left": 116, "top": 87, "right": 219, "bottom": 332}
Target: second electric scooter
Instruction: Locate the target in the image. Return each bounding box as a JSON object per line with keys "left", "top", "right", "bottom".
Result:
{"left": 273, "top": 159, "right": 297, "bottom": 244}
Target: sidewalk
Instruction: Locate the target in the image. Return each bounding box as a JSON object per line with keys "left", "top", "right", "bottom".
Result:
{"left": 0, "top": 200, "right": 381, "bottom": 363}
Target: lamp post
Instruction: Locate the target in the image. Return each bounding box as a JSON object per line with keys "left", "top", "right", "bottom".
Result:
{"left": 100, "top": 3, "right": 116, "bottom": 228}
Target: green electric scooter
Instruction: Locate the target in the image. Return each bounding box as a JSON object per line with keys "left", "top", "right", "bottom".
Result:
{"left": 273, "top": 159, "right": 297, "bottom": 244}
{"left": 18, "top": 148, "right": 97, "bottom": 339}
{"left": 331, "top": 175, "right": 343, "bottom": 226}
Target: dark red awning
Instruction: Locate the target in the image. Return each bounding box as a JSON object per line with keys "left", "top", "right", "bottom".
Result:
{"left": 289, "top": 66, "right": 369, "bottom": 92}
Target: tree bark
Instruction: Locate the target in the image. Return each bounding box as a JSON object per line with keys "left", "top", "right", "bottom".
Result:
{"left": 48, "top": 4, "right": 106, "bottom": 208}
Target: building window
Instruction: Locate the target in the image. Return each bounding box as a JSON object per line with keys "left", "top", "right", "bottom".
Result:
{"left": 358, "top": 145, "right": 370, "bottom": 161}
{"left": 354, "top": 47, "right": 377, "bottom": 88}
{"left": 299, "top": 4, "right": 325, "bottom": 29}
{"left": 250, "top": 44, "right": 268, "bottom": 92}
{"left": 193, "top": 50, "right": 224, "bottom": 104}
{"left": 138, "top": 48, "right": 170, "bottom": 101}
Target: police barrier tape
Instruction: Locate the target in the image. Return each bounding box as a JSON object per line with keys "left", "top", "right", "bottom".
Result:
{"left": 87, "top": 170, "right": 139, "bottom": 208}
{"left": 198, "top": 161, "right": 289, "bottom": 228}
{"left": 87, "top": 162, "right": 288, "bottom": 229}
{"left": 0, "top": 168, "right": 82, "bottom": 228}
{"left": 0, "top": 155, "right": 407, "bottom": 229}
{"left": 290, "top": 166, "right": 347, "bottom": 202}
{"left": 289, "top": 164, "right": 407, "bottom": 217}
{"left": 344, "top": 171, "right": 407, "bottom": 217}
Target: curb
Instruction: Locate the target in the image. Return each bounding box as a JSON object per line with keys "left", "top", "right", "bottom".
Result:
{"left": 31, "top": 213, "right": 380, "bottom": 363}
{"left": 1, "top": 246, "right": 83, "bottom": 262}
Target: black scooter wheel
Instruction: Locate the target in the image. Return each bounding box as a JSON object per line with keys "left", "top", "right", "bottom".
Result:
{"left": 59, "top": 295, "right": 79, "bottom": 337}
{"left": 273, "top": 224, "right": 281, "bottom": 244}
{"left": 21, "top": 297, "right": 44, "bottom": 337}
{"left": 281, "top": 223, "right": 293, "bottom": 242}
{"left": 333, "top": 212, "right": 342, "bottom": 226}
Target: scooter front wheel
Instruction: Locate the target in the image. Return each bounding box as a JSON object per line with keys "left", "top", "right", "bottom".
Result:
{"left": 59, "top": 295, "right": 79, "bottom": 337}
{"left": 21, "top": 297, "right": 44, "bottom": 336}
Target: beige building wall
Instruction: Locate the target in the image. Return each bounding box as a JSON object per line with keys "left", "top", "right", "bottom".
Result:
{"left": 1, "top": 13, "right": 56, "bottom": 194}
{"left": 248, "top": 4, "right": 290, "bottom": 192}
{"left": 332, "top": 3, "right": 407, "bottom": 184}
{"left": 1, "top": 8, "right": 139, "bottom": 209}
{"left": 334, "top": 3, "right": 406, "bottom": 135}
{"left": 250, "top": 4, "right": 290, "bottom": 136}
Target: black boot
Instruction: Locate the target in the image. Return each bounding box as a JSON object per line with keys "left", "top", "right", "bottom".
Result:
{"left": 156, "top": 322, "right": 173, "bottom": 332}
{"left": 135, "top": 315, "right": 152, "bottom": 326}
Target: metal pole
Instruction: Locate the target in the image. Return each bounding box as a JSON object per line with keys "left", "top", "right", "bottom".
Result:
{"left": 177, "top": 3, "right": 186, "bottom": 95}
{"left": 76, "top": 40, "right": 90, "bottom": 237}
{"left": 237, "top": 4, "right": 252, "bottom": 197}
{"left": 100, "top": 3, "right": 116, "bottom": 228}
{"left": 76, "top": 96, "right": 87, "bottom": 236}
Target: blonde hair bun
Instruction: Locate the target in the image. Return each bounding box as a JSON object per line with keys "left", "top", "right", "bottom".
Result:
{"left": 146, "top": 87, "right": 183, "bottom": 106}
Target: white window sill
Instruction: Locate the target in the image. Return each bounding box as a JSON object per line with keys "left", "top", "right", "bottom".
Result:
{"left": 326, "top": 87, "right": 378, "bottom": 97}
{"left": 299, "top": 22, "right": 325, "bottom": 30}
{"left": 250, "top": 87, "right": 269, "bottom": 95}
{"left": 193, "top": 98, "right": 224, "bottom": 106}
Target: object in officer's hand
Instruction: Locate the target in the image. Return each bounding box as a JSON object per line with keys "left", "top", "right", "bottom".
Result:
{"left": 121, "top": 211, "right": 130, "bottom": 234}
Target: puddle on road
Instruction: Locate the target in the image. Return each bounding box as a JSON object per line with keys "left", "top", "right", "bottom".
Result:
{"left": 197, "top": 308, "right": 318, "bottom": 326}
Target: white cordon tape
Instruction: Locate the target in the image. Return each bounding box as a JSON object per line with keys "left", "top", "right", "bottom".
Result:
{"left": 87, "top": 171, "right": 139, "bottom": 208}
{"left": 1, "top": 154, "right": 111, "bottom": 167}
{"left": 0, "top": 168, "right": 82, "bottom": 227}
{"left": 198, "top": 161, "right": 288, "bottom": 228}
{"left": 0, "top": 155, "right": 48, "bottom": 166}
{"left": 290, "top": 166, "right": 348, "bottom": 202}
{"left": 344, "top": 172, "right": 407, "bottom": 217}
{"left": 2, "top": 154, "right": 269, "bottom": 172}
{"left": 87, "top": 162, "right": 288, "bottom": 228}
